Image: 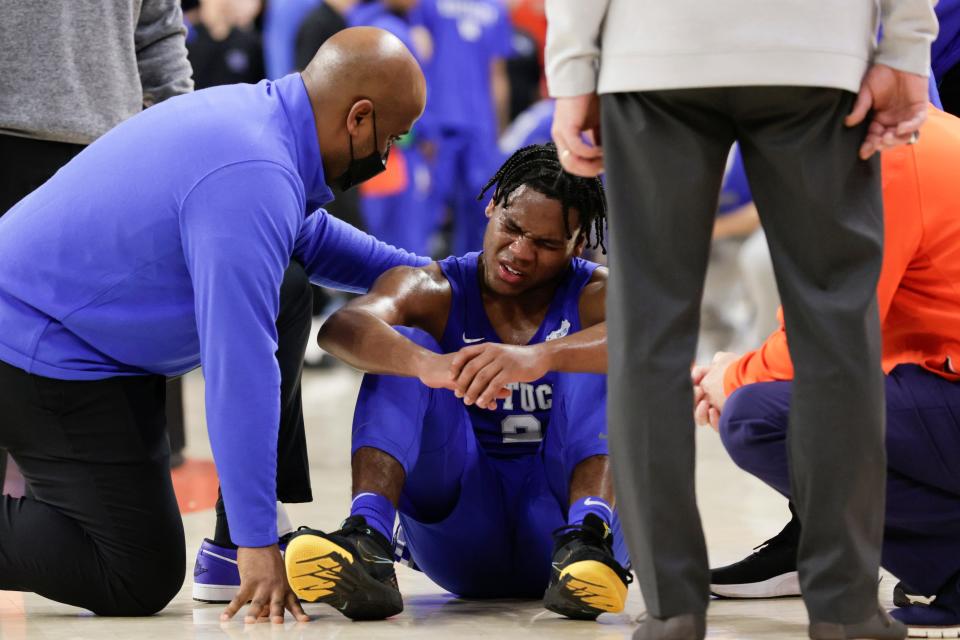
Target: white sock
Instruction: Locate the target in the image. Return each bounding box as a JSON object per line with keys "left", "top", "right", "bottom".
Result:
{"left": 277, "top": 501, "right": 294, "bottom": 538}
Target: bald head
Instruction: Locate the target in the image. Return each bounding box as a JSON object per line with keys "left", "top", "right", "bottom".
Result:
{"left": 304, "top": 27, "right": 426, "bottom": 113}
{"left": 302, "top": 27, "right": 427, "bottom": 187}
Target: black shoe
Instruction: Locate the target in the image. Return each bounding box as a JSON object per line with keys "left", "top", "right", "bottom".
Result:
{"left": 710, "top": 515, "right": 801, "bottom": 599}
{"left": 543, "top": 514, "right": 633, "bottom": 620}
{"left": 284, "top": 516, "right": 403, "bottom": 620}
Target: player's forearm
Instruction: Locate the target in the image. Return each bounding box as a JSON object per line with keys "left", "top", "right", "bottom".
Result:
{"left": 538, "top": 322, "right": 607, "bottom": 373}
{"left": 318, "top": 308, "right": 434, "bottom": 377}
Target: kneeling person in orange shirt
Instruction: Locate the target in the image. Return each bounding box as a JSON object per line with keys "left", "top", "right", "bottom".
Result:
{"left": 695, "top": 106, "right": 960, "bottom": 638}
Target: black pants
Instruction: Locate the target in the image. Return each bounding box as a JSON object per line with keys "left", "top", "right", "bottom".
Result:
{"left": 0, "top": 263, "right": 314, "bottom": 615}
{"left": 602, "top": 87, "right": 885, "bottom": 624}
{"left": 0, "top": 134, "right": 86, "bottom": 215}
{"left": 0, "top": 135, "right": 87, "bottom": 484}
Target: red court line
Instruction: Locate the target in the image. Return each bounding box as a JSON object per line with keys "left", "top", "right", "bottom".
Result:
{"left": 171, "top": 458, "right": 219, "bottom": 514}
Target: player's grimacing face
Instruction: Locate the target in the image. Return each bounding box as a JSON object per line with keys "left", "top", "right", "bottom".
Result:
{"left": 481, "top": 186, "right": 585, "bottom": 295}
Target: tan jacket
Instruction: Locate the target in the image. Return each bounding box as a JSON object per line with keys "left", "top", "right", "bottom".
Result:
{"left": 545, "top": 0, "right": 938, "bottom": 97}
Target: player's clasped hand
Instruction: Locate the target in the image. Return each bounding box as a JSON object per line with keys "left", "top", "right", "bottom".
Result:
{"left": 220, "top": 545, "right": 309, "bottom": 625}
{"left": 450, "top": 343, "right": 548, "bottom": 410}
{"left": 416, "top": 352, "right": 461, "bottom": 391}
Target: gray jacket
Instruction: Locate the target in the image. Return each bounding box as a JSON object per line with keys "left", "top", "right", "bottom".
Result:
{"left": 545, "top": 0, "right": 938, "bottom": 97}
{"left": 0, "top": 0, "right": 194, "bottom": 144}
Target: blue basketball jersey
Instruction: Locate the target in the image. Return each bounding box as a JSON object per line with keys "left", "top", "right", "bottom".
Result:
{"left": 437, "top": 252, "right": 599, "bottom": 457}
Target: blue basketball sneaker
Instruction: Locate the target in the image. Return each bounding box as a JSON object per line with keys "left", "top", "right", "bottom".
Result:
{"left": 192, "top": 536, "right": 292, "bottom": 603}
{"left": 192, "top": 539, "right": 241, "bottom": 603}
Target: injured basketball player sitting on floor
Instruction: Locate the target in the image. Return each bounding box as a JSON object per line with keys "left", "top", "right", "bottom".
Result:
{"left": 283, "top": 143, "right": 633, "bottom": 621}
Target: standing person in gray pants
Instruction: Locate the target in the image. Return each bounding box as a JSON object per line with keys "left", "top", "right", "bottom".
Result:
{"left": 544, "top": 1, "right": 936, "bottom": 639}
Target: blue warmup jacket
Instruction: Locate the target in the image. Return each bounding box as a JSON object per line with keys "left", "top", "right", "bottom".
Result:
{"left": 0, "top": 73, "right": 428, "bottom": 546}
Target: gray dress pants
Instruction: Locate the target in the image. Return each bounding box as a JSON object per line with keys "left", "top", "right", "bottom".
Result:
{"left": 601, "top": 87, "right": 886, "bottom": 624}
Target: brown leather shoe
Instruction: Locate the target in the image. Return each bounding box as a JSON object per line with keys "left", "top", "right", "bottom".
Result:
{"left": 809, "top": 607, "right": 907, "bottom": 640}
{"left": 634, "top": 612, "right": 706, "bottom": 640}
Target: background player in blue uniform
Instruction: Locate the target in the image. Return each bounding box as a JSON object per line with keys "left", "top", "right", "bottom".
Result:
{"left": 413, "top": 0, "right": 514, "bottom": 255}
{"left": 284, "top": 143, "right": 631, "bottom": 621}
{"left": 348, "top": 0, "right": 435, "bottom": 255}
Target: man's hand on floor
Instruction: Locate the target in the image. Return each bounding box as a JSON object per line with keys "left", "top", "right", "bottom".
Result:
{"left": 221, "top": 544, "right": 309, "bottom": 624}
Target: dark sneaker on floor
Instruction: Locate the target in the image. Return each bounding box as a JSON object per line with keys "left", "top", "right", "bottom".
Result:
{"left": 894, "top": 582, "right": 934, "bottom": 608}
{"left": 284, "top": 515, "right": 403, "bottom": 620}
{"left": 891, "top": 572, "right": 960, "bottom": 638}
{"left": 192, "top": 534, "right": 293, "bottom": 603}
{"left": 543, "top": 514, "right": 633, "bottom": 620}
{"left": 710, "top": 516, "right": 801, "bottom": 599}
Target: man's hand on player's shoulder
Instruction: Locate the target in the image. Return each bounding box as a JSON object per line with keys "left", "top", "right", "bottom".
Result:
{"left": 450, "top": 343, "right": 549, "bottom": 410}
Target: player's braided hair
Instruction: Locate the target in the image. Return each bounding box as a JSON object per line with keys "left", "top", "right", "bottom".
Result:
{"left": 477, "top": 142, "right": 607, "bottom": 252}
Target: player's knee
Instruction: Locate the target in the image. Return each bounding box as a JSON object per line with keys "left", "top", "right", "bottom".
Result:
{"left": 719, "top": 384, "right": 785, "bottom": 473}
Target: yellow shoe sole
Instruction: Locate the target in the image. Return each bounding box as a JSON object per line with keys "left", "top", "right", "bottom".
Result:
{"left": 544, "top": 559, "right": 628, "bottom": 620}
{"left": 284, "top": 532, "right": 403, "bottom": 620}
{"left": 285, "top": 534, "right": 354, "bottom": 602}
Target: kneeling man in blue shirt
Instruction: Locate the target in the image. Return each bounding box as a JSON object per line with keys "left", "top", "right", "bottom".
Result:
{"left": 0, "top": 27, "right": 426, "bottom": 623}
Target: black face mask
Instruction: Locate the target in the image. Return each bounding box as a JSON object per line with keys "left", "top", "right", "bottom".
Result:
{"left": 336, "top": 111, "right": 389, "bottom": 191}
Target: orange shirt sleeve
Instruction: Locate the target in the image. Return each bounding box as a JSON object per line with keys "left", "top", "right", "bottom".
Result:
{"left": 723, "top": 309, "right": 792, "bottom": 395}
{"left": 722, "top": 133, "right": 926, "bottom": 396}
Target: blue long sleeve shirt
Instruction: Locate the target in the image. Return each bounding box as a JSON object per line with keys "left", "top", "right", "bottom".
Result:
{"left": 0, "top": 73, "right": 428, "bottom": 546}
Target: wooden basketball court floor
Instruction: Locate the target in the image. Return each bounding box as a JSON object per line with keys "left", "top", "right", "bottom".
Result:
{"left": 0, "top": 366, "right": 901, "bottom": 639}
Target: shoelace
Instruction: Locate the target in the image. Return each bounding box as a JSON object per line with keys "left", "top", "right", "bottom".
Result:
{"left": 551, "top": 522, "right": 633, "bottom": 584}
{"left": 335, "top": 516, "right": 374, "bottom": 539}
{"left": 748, "top": 515, "right": 800, "bottom": 554}
{"left": 333, "top": 516, "right": 396, "bottom": 558}
{"left": 552, "top": 522, "right": 608, "bottom": 548}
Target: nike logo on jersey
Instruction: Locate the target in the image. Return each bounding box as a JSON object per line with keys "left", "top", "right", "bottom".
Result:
{"left": 584, "top": 497, "right": 614, "bottom": 515}
{"left": 462, "top": 333, "right": 485, "bottom": 344}
{"left": 598, "top": 432, "right": 608, "bottom": 440}
{"left": 546, "top": 318, "right": 571, "bottom": 342}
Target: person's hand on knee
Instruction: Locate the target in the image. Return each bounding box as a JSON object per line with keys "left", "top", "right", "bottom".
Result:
{"left": 692, "top": 352, "right": 740, "bottom": 431}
